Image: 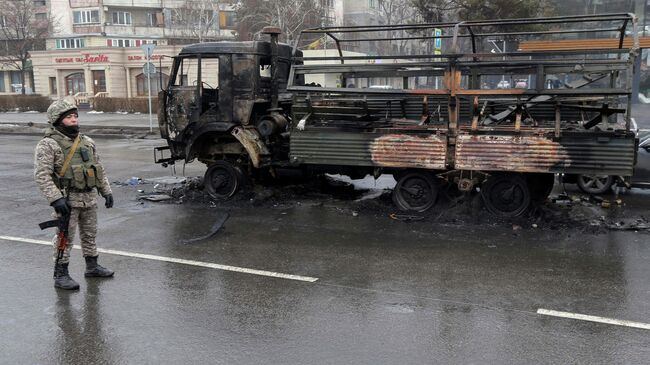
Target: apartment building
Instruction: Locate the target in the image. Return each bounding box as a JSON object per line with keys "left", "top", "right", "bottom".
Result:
{"left": 29, "top": 0, "right": 238, "bottom": 98}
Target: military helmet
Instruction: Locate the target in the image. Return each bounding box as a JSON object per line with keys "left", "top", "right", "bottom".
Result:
{"left": 47, "top": 99, "right": 78, "bottom": 125}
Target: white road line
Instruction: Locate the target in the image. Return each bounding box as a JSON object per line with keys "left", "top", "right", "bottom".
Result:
{"left": 537, "top": 308, "right": 650, "bottom": 330}
{"left": 0, "top": 235, "right": 318, "bottom": 283}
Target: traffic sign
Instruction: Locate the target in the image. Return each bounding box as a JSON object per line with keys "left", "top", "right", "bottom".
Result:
{"left": 434, "top": 28, "right": 442, "bottom": 51}
{"left": 143, "top": 62, "right": 156, "bottom": 75}
{"left": 141, "top": 43, "right": 155, "bottom": 60}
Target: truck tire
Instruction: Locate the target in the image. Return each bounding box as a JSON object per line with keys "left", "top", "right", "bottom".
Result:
{"left": 204, "top": 161, "right": 243, "bottom": 200}
{"left": 392, "top": 172, "right": 438, "bottom": 212}
{"left": 481, "top": 173, "right": 531, "bottom": 217}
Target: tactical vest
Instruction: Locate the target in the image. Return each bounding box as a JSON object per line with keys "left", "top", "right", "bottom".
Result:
{"left": 45, "top": 128, "right": 103, "bottom": 191}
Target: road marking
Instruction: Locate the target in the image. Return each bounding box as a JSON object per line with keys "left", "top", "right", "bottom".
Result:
{"left": 0, "top": 235, "right": 318, "bottom": 283}
{"left": 537, "top": 308, "right": 650, "bottom": 330}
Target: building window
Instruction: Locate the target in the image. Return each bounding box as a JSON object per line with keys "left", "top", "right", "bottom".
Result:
{"left": 0, "top": 16, "right": 6, "bottom": 28}
{"left": 56, "top": 38, "right": 84, "bottom": 49}
{"left": 0, "top": 71, "right": 5, "bottom": 92}
{"left": 368, "top": 0, "right": 377, "bottom": 9}
{"left": 109, "top": 39, "right": 136, "bottom": 47}
{"left": 112, "top": 11, "right": 132, "bottom": 25}
{"left": 49, "top": 77, "right": 57, "bottom": 95}
{"left": 219, "top": 11, "right": 236, "bottom": 28}
{"left": 73, "top": 10, "right": 100, "bottom": 24}
{"left": 10, "top": 71, "right": 22, "bottom": 93}
{"left": 35, "top": 13, "right": 47, "bottom": 21}
{"left": 65, "top": 72, "right": 85, "bottom": 95}
{"left": 136, "top": 72, "right": 169, "bottom": 96}
{"left": 33, "top": 0, "right": 46, "bottom": 6}
{"left": 147, "top": 12, "right": 164, "bottom": 27}
{"left": 321, "top": 0, "right": 334, "bottom": 8}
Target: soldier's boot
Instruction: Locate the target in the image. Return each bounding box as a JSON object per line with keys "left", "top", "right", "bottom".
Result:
{"left": 53, "top": 263, "right": 80, "bottom": 290}
{"left": 84, "top": 256, "right": 114, "bottom": 278}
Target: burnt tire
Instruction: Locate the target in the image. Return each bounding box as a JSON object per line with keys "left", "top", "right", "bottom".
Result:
{"left": 527, "top": 173, "right": 555, "bottom": 202}
{"left": 392, "top": 172, "right": 438, "bottom": 212}
{"left": 204, "top": 161, "right": 242, "bottom": 200}
{"left": 577, "top": 174, "right": 614, "bottom": 195}
{"left": 481, "top": 173, "right": 531, "bottom": 217}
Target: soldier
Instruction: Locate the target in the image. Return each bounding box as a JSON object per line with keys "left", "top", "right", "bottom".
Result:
{"left": 34, "top": 99, "right": 115, "bottom": 290}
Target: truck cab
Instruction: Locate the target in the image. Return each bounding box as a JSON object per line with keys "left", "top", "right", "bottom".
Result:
{"left": 157, "top": 37, "right": 300, "bottom": 171}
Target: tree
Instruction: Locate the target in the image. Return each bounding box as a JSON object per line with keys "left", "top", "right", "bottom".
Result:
{"left": 412, "top": 0, "right": 554, "bottom": 23}
{"left": 0, "top": 0, "right": 54, "bottom": 94}
{"left": 377, "top": 0, "right": 422, "bottom": 54}
{"left": 235, "top": 0, "right": 324, "bottom": 44}
{"left": 171, "top": 0, "right": 223, "bottom": 43}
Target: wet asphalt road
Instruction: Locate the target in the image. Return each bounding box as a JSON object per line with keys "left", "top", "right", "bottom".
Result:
{"left": 1, "top": 134, "right": 649, "bottom": 364}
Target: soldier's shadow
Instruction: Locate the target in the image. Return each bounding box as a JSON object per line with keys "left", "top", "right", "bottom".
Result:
{"left": 55, "top": 281, "right": 115, "bottom": 364}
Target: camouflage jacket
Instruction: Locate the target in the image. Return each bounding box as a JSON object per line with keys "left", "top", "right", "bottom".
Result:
{"left": 34, "top": 128, "right": 112, "bottom": 208}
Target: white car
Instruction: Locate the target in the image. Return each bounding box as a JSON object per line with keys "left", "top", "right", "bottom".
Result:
{"left": 496, "top": 80, "right": 511, "bottom": 89}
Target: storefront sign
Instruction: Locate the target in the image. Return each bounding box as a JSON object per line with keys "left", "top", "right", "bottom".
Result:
{"left": 55, "top": 54, "right": 109, "bottom": 64}
{"left": 128, "top": 55, "right": 163, "bottom": 61}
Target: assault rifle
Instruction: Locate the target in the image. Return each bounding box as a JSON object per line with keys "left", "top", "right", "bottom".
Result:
{"left": 39, "top": 212, "right": 70, "bottom": 264}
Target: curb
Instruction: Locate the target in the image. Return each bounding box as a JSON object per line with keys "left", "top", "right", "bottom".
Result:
{"left": 0, "top": 122, "right": 155, "bottom": 138}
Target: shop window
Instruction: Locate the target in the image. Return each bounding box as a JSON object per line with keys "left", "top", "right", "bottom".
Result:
{"left": 136, "top": 72, "right": 169, "bottom": 96}
{"left": 49, "top": 77, "right": 57, "bottom": 95}
{"left": 56, "top": 38, "right": 84, "bottom": 49}
{"left": 92, "top": 70, "right": 106, "bottom": 94}
{"left": 112, "top": 11, "right": 132, "bottom": 25}
{"left": 10, "top": 71, "right": 22, "bottom": 93}
{"left": 73, "top": 10, "right": 99, "bottom": 24}
{"left": 65, "top": 72, "right": 86, "bottom": 95}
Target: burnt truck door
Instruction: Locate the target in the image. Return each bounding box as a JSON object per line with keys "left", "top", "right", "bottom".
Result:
{"left": 164, "top": 55, "right": 200, "bottom": 142}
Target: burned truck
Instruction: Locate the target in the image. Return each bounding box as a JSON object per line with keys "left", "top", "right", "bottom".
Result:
{"left": 156, "top": 15, "right": 640, "bottom": 217}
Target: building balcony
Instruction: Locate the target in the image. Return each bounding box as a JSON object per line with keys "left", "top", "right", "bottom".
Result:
{"left": 73, "top": 25, "right": 103, "bottom": 34}
{"left": 69, "top": 0, "right": 100, "bottom": 8}
{"left": 101, "top": 0, "right": 162, "bottom": 7}
{"left": 104, "top": 24, "right": 165, "bottom": 37}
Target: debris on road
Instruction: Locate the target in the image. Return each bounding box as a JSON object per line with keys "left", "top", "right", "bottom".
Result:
{"left": 182, "top": 212, "right": 230, "bottom": 244}
{"left": 138, "top": 194, "right": 173, "bottom": 202}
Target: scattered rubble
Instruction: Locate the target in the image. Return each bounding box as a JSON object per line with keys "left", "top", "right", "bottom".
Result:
{"left": 113, "top": 173, "right": 650, "bottom": 234}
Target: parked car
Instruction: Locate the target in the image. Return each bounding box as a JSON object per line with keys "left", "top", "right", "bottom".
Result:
{"left": 514, "top": 79, "right": 527, "bottom": 88}
{"left": 496, "top": 80, "right": 511, "bottom": 89}
{"left": 567, "top": 135, "right": 650, "bottom": 194}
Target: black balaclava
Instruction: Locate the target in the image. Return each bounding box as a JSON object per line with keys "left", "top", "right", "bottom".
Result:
{"left": 54, "top": 109, "right": 79, "bottom": 138}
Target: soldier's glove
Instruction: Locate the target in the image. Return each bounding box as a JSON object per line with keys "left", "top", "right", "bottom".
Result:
{"left": 103, "top": 194, "right": 114, "bottom": 209}
{"left": 51, "top": 198, "right": 70, "bottom": 216}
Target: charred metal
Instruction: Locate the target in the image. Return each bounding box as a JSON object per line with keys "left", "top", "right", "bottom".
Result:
{"left": 156, "top": 14, "right": 641, "bottom": 217}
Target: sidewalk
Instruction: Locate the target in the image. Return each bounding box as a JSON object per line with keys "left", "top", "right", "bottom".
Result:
{"left": 0, "top": 111, "right": 155, "bottom": 128}
{"left": 0, "top": 111, "right": 157, "bottom": 136}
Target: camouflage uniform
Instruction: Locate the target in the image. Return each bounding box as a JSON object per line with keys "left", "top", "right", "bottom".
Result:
{"left": 34, "top": 102, "right": 112, "bottom": 264}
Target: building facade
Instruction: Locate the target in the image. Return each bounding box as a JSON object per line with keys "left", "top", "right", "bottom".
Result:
{"left": 29, "top": 0, "right": 238, "bottom": 99}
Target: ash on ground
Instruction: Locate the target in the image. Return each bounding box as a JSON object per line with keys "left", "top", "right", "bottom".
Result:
{"left": 120, "top": 173, "right": 649, "bottom": 234}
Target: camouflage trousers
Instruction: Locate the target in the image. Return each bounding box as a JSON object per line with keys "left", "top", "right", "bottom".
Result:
{"left": 52, "top": 205, "right": 98, "bottom": 263}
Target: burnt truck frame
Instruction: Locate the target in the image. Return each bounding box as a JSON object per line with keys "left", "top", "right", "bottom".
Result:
{"left": 156, "top": 14, "right": 640, "bottom": 217}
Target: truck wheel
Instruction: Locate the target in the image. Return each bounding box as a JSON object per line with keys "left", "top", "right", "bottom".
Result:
{"left": 204, "top": 161, "right": 242, "bottom": 200}
{"left": 577, "top": 174, "right": 613, "bottom": 195}
{"left": 392, "top": 172, "right": 438, "bottom": 212}
{"left": 481, "top": 173, "right": 531, "bottom": 217}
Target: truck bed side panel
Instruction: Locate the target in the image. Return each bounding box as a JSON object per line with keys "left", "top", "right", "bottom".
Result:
{"left": 455, "top": 134, "right": 636, "bottom": 176}
{"left": 290, "top": 130, "right": 447, "bottom": 169}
